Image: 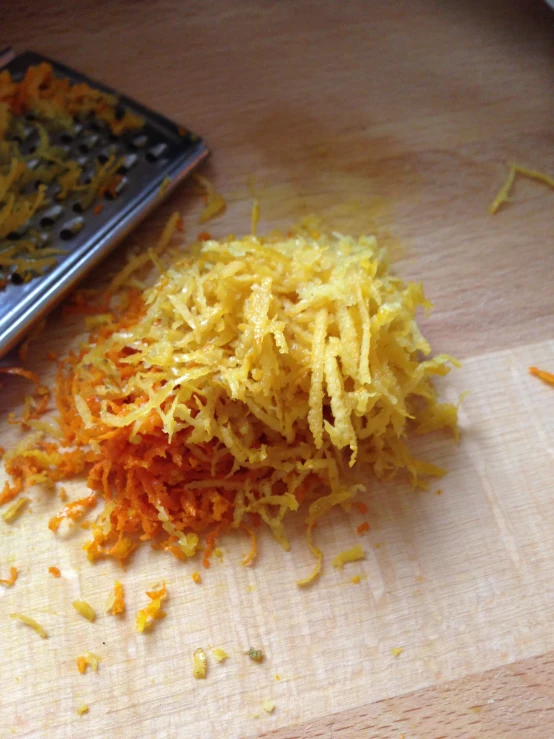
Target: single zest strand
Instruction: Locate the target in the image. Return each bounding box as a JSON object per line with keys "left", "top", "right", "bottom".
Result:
{"left": 490, "top": 162, "right": 554, "bottom": 214}
{"left": 0, "top": 566, "right": 18, "bottom": 586}
{"left": 529, "top": 366, "right": 554, "bottom": 386}
{"left": 240, "top": 524, "right": 257, "bottom": 566}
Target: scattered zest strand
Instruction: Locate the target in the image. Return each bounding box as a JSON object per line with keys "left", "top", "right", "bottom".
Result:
{"left": 490, "top": 162, "right": 554, "bottom": 214}
{"left": 10, "top": 613, "right": 47, "bottom": 638}
{"left": 529, "top": 366, "right": 554, "bottom": 386}
{"left": 0, "top": 566, "right": 18, "bottom": 586}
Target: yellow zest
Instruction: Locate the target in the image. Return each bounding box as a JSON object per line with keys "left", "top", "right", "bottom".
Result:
{"left": 391, "top": 647, "right": 404, "bottom": 657}
{"left": 76, "top": 705, "right": 89, "bottom": 716}
{"left": 191, "top": 571, "right": 202, "bottom": 584}
{"left": 195, "top": 174, "right": 227, "bottom": 223}
{"left": 2, "top": 497, "right": 29, "bottom": 523}
{"left": 262, "top": 699, "right": 275, "bottom": 713}
{"left": 77, "top": 652, "right": 101, "bottom": 674}
{"left": 193, "top": 648, "right": 207, "bottom": 679}
{"left": 490, "top": 162, "right": 554, "bottom": 214}
{"left": 73, "top": 600, "right": 96, "bottom": 622}
{"left": 10, "top": 613, "right": 47, "bottom": 638}
{"left": 331, "top": 544, "right": 365, "bottom": 571}
{"left": 136, "top": 583, "right": 167, "bottom": 632}
{"left": 212, "top": 647, "right": 229, "bottom": 663}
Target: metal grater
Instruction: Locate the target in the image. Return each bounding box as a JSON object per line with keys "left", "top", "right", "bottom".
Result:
{"left": 0, "top": 48, "right": 209, "bottom": 358}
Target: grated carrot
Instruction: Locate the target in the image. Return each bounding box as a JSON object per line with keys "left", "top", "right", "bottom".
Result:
{"left": 48, "top": 566, "right": 61, "bottom": 578}
{"left": 191, "top": 571, "right": 202, "bottom": 584}
{"left": 48, "top": 494, "right": 97, "bottom": 533}
{"left": 356, "top": 522, "right": 369, "bottom": 535}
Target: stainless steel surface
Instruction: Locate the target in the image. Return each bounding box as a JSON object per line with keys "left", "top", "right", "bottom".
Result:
{"left": 0, "top": 50, "right": 208, "bottom": 358}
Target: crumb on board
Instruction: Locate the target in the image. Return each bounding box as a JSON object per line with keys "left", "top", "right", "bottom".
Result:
{"left": 212, "top": 647, "right": 229, "bottom": 663}
{"left": 10, "top": 613, "right": 47, "bottom": 638}
{"left": 193, "top": 648, "right": 207, "bottom": 679}
{"left": 247, "top": 647, "right": 264, "bottom": 663}
{"left": 391, "top": 647, "right": 404, "bottom": 658}
{"left": 192, "top": 571, "right": 202, "bottom": 584}
{"left": 77, "top": 652, "right": 101, "bottom": 674}
{"left": 262, "top": 699, "right": 275, "bottom": 714}
{"left": 76, "top": 704, "right": 89, "bottom": 717}
{"left": 136, "top": 583, "right": 167, "bottom": 632}
{"left": 106, "top": 580, "right": 125, "bottom": 615}
{"left": 0, "top": 566, "right": 18, "bottom": 587}
{"left": 435, "top": 489, "right": 443, "bottom": 495}
{"left": 331, "top": 544, "right": 365, "bottom": 571}
{"left": 353, "top": 501, "right": 368, "bottom": 514}
{"left": 356, "top": 522, "right": 369, "bottom": 535}
{"left": 73, "top": 600, "right": 96, "bottom": 622}
{"left": 2, "top": 497, "right": 29, "bottom": 523}
{"left": 48, "top": 566, "right": 61, "bottom": 578}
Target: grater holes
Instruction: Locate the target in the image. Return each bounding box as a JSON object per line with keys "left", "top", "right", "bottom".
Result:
{"left": 11, "top": 273, "right": 24, "bottom": 285}
{"left": 117, "top": 153, "right": 138, "bottom": 173}
{"left": 40, "top": 205, "right": 64, "bottom": 228}
{"left": 60, "top": 218, "right": 84, "bottom": 240}
{"left": 60, "top": 133, "right": 73, "bottom": 145}
{"left": 72, "top": 202, "right": 85, "bottom": 214}
{"left": 104, "top": 176, "right": 128, "bottom": 200}
{"left": 130, "top": 133, "right": 148, "bottom": 149}
{"left": 146, "top": 143, "right": 168, "bottom": 162}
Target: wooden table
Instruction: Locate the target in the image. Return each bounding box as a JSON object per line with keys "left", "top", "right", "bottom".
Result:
{"left": 1, "top": 1, "right": 554, "bottom": 737}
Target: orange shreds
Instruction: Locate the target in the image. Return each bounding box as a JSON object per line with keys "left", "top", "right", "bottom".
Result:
{"left": 47, "top": 351, "right": 59, "bottom": 362}
{"left": 191, "top": 571, "right": 202, "bottom": 584}
{"left": 93, "top": 203, "right": 104, "bottom": 216}
{"left": 356, "top": 522, "right": 369, "bottom": 535}
{"left": 77, "top": 704, "right": 89, "bottom": 716}
{"left": 353, "top": 502, "right": 368, "bottom": 515}
{"left": 136, "top": 583, "right": 167, "bottom": 632}
{"left": 48, "top": 494, "right": 97, "bottom": 533}
{"left": 197, "top": 231, "right": 212, "bottom": 241}
{"left": 0, "top": 447, "right": 4, "bottom": 458}
{"left": 0, "top": 566, "right": 18, "bottom": 587}
{"left": 77, "top": 652, "right": 101, "bottom": 674}
{"left": 48, "top": 566, "right": 61, "bottom": 578}
{"left": 435, "top": 489, "right": 443, "bottom": 496}
{"left": 106, "top": 580, "right": 125, "bottom": 615}
{"left": 529, "top": 366, "right": 554, "bottom": 386}
{"left": 0, "top": 219, "right": 458, "bottom": 577}
{"left": 241, "top": 525, "right": 258, "bottom": 566}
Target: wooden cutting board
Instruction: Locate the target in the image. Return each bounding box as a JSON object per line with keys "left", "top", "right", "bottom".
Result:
{"left": 1, "top": 1, "right": 554, "bottom": 737}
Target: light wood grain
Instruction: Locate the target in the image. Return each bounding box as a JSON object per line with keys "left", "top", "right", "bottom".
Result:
{"left": 0, "top": 1, "right": 554, "bottom": 738}
{"left": 261, "top": 649, "right": 554, "bottom": 739}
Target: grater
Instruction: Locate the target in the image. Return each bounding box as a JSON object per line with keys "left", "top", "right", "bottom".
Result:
{"left": 0, "top": 48, "right": 209, "bottom": 358}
